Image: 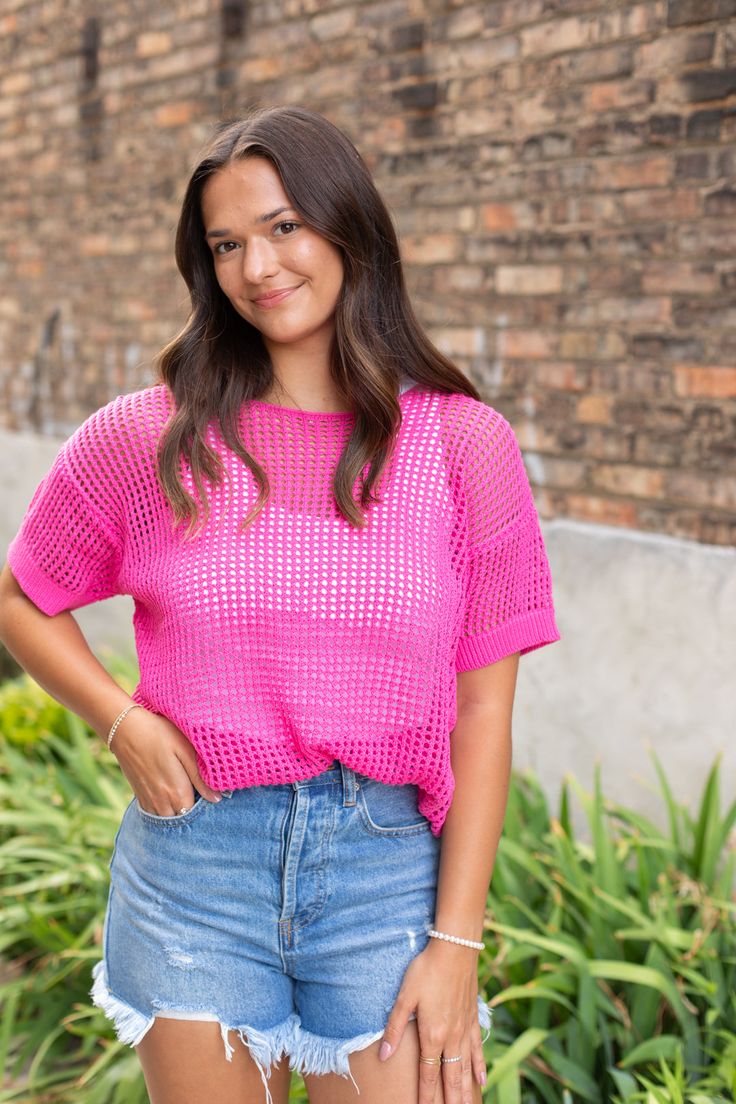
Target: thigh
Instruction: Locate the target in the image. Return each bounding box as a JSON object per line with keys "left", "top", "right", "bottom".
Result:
{"left": 136, "top": 1017, "right": 292, "bottom": 1104}
{"left": 303, "top": 1020, "right": 483, "bottom": 1104}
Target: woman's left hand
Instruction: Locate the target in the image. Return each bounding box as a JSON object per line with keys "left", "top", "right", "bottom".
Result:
{"left": 378, "top": 937, "right": 486, "bottom": 1103}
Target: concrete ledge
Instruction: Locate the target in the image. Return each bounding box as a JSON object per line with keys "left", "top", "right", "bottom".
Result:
{"left": 516, "top": 518, "right": 736, "bottom": 831}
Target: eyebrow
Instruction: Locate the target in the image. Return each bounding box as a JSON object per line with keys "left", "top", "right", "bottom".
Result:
{"left": 205, "top": 206, "right": 297, "bottom": 240}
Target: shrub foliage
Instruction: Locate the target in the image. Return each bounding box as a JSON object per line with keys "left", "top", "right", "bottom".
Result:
{"left": 0, "top": 666, "right": 734, "bottom": 1102}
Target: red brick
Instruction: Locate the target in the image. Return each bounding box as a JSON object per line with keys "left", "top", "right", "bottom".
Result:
{"left": 154, "top": 102, "right": 195, "bottom": 127}
{"left": 505, "top": 330, "right": 557, "bottom": 358}
{"left": 665, "top": 471, "right": 736, "bottom": 511}
{"left": 565, "top": 493, "right": 639, "bottom": 526}
{"left": 595, "top": 155, "right": 671, "bottom": 190}
{"left": 585, "top": 79, "right": 655, "bottom": 111}
{"left": 481, "top": 204, "right": 518, "bottom": 230}
{"left": 402, "top": 235, "right": 459, "bottom": 264}
{"left": 592, "top": 463, "right": 665, "bottom": 498}
{"left": 619, "top": 188, "right": 700, "bottom": 221}
{"left": 496, "top": 266, "right": 564, "bottom": 294}
{"left": 136, "top": 32, "right": 172, "bottom": 57}
{"left": 673, "top": 366, "right": 736, "bottom": 399}
{"left": 576, "top": 394, "right": 614, "bottom": 423}
{"left": 535, "top": 362, "right": 591, "bottom": 391}
{"left": 641, "top": 262, "right": 718, "bottom": 294}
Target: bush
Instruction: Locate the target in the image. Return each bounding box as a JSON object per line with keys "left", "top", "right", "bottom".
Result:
{"left": 480, "top": 760, "right": 736, "bottom": 1102}
{"left": 0, "top": 668, "right": 734, "bottom": 1102}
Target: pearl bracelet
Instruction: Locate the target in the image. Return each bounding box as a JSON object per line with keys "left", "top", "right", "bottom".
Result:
{"left": 428, "top": 928, "right": 484, "bottom": 950}
{"left": 106, "top": 703, "right": 143, "bottom": 749}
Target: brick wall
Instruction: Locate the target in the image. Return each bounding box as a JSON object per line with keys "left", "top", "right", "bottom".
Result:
{"left": 1, "top": 0, "right": 734, "bottom": 545}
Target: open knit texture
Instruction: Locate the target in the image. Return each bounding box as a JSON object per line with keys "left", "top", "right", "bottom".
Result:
{"left": 8, "top": 379, "right": 560, "bottom": 835}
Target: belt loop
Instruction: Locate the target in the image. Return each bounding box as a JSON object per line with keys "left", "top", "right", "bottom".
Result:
{"left": 340, "top": 761, "right": 357, "bottom": 806}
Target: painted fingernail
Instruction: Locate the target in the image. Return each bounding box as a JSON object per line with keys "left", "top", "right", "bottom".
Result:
{"left": 480, "top": 1069, "right": 487, "bottom": 1085}
{"left": 379, "top": 1041, "right": 392, "bottom": 1061}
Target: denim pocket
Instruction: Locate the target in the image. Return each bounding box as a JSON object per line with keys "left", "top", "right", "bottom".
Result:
{"left": 355, "top": 777, "right": 432, "bottom": 836}
{"left": 134, "top": 791, "right": 207, "bottom": 828}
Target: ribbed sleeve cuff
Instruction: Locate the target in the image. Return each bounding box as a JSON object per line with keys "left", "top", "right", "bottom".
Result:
{"left": 455, "top": 607, "right": 561, "bottom": 672}
{"left": 6, "top": 535, "right": 77, "bottom": 617}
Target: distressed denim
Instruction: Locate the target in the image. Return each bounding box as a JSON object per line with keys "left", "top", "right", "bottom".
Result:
{"left": 91, "top": 760, "right": 492, "bottom": 1103}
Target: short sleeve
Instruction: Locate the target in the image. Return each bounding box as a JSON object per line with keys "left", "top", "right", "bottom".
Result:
{"left": 454, "top": 409, "right": 560, "bottom": 672}
{"left": 6, "top": 440, "right": 124, "bottom": 617}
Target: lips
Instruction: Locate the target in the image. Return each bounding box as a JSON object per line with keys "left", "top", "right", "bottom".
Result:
{"left": 252, "top": 284, "right": 302, "bottom": 307}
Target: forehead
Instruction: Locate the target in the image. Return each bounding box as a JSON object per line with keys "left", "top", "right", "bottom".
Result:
{"left": 201, "top": 158, "right": 289, "bottom": 219}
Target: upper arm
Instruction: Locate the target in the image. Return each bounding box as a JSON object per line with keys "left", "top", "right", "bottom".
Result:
{"left": 5, "top": 412, "right": 126, "bottom": 618}
{"left": 0, "top": 560, "right": 26, "bottom": 601}
{"left": 456, "top": 650, "right": 520, "bottom": 715}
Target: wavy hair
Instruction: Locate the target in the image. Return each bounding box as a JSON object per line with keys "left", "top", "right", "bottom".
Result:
{"left": 154, "top": 104, "right": 481, "bottom": 536}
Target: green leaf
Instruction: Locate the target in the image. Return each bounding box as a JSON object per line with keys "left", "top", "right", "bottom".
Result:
{"left": 484, "top": 1028, "right": 550, "bottom": 1089}
{"left": 619, "top": 1035, "right": 683, "bottom": 1068}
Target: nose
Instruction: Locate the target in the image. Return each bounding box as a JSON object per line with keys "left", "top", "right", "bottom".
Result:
{"left": 239, "top": 237, "right": 279, "bottom": 285}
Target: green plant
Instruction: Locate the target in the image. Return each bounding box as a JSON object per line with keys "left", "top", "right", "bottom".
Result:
{"left": 0, "top": 669, "right": 734, "bottom": 1102}
{"left": 479, "top": 753, "right": 736, "bottom": 1102}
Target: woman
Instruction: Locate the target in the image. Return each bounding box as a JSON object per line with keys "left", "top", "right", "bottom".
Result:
{"left": 0, "top": 105, "right": 560, "bottom": 1104}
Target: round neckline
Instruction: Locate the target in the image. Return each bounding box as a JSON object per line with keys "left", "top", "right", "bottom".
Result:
{"left": 247, "top": 383, "right": 420, "bottom": 418}
{"left": 247, "top": 395, "right": 355, "bottom": 418}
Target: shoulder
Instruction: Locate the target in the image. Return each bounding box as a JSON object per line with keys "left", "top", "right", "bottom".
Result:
{"left": 429, "top": 391, "right": 519, "bottom": 469}
{"left": 62, "top": 383, "right": 174, "bottom": 468}
{"left": 429, "top": 392, "right": 534, "bottom": 538}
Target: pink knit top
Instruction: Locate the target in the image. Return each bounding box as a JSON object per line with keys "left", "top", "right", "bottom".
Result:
{"left": 8, "top": 380, "right": 560, "bottom": 835}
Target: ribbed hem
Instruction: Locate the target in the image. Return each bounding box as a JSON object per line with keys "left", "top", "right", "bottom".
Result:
{"left": 6, "top": 536, "right": 77, "bottom": 617}
{"left": 455, "top": 607, "right": 561, "bottom": 672}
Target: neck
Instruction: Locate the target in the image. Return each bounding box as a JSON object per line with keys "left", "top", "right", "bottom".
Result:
{"left": 260, "top": 376, "right": 353, "bottom": 414}
{"left": 261, "top": 330, "right": 346, "bottom": 411}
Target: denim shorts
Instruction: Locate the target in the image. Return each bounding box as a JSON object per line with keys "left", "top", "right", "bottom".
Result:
{"left": 90, "top": 760, "right": 492, "bottom": 1104}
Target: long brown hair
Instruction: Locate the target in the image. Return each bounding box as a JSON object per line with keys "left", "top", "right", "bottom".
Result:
{"left": 154, "top": 104, "right": 481, "bottom": 537}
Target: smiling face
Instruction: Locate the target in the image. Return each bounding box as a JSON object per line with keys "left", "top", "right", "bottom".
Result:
{"left": 201, "top": 156, "right": 345, "bottom": 358}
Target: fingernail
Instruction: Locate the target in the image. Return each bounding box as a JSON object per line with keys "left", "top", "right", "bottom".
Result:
{"left": 378, "top": 1041, "right": 392, "bottom": 1061}
{"left": 479, "top": 1069, "right": 487, "bottom": 1085}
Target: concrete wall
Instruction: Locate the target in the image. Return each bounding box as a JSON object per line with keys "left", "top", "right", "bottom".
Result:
{"left": 3, "top": 427, "right": 733, "bottom": 836}
{"left": 521, "top": 517, "right": 736, "bottom": 833}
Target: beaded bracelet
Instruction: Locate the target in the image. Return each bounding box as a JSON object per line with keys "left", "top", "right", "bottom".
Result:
{"left": 428, "top": 928, "right": 484, "bottom": 950}
{"left": 106, "top": 703, "right": 143, "bottom": 749}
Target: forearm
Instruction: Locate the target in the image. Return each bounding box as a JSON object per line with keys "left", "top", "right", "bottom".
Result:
{"left": 0, "top": 588, "right": 133, "bottom": 741}
{"left": 433, "top": 703, "right": 513, "bottom": 942}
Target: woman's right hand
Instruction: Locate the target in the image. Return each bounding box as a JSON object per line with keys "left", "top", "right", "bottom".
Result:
{"left": 106, "top": 706, "right": 223, "bottom": 816}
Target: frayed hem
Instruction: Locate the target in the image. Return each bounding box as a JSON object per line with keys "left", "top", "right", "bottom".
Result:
{"left": 90, "top": 959, "right": 156, "bottom": 1047}
{"left": 286, "top": 1023, "right": 386, "bottom": 1094}
{"left": 477, "top": 992, "right": 493, "bottom": 1045}
{"left": 221, "top": 1014, "right": 299, "bottom": 1104}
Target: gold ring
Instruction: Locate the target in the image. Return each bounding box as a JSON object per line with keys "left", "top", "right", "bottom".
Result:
{"left": 419, "top": 1055, "right": 442, "bottom": 1065}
